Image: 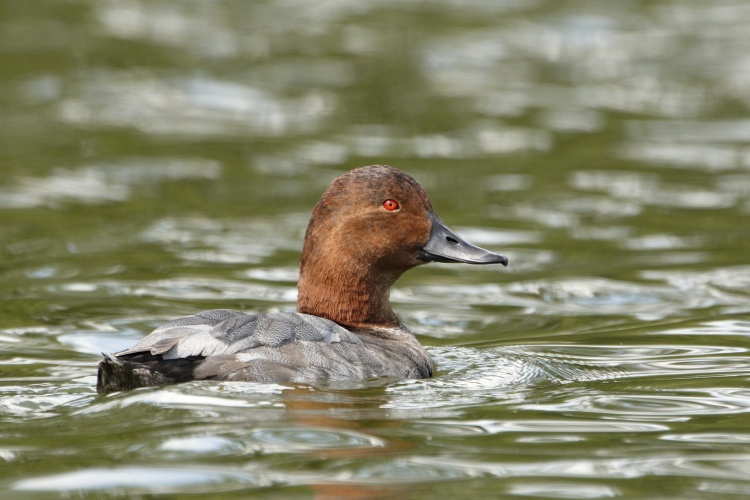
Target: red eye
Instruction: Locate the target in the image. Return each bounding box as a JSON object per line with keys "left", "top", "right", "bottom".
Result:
{"left": 383, "top": 199, "right": 400, "bottom": 211}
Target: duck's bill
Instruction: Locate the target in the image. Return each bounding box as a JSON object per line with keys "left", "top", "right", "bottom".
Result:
{"left": 417, "top": 212, "right": 509, "bottom": 266}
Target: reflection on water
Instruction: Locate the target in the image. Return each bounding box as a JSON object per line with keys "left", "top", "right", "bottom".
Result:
{"left": 0, "top": 159, "right": 221, "bottom": 208}
{"left": 3, "top": 0, "right": 750, "bottom": 497}
{"left": 59, "top": 72, "right": 336, "bottom": 138}
{"left": 14, "top": 466, "right": 262, "bottom": 493}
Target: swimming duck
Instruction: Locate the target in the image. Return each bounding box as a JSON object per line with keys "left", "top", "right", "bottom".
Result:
{"left": 97, "top": 165, "right": 508, "bottom": 393}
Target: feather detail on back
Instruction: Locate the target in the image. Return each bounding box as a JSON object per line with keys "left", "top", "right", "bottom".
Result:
{"left": 97, "top": 310, "right": 429, "bottom": 393}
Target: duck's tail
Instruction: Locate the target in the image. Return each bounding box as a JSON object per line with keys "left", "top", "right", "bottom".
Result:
{"left": 96, "top": 353, "right": 151, "bottom": 394}
{"left": 96, "top": 352, "right": 203, "bottom": 394}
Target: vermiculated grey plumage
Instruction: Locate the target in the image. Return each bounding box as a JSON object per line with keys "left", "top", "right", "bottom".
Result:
{"left": 97, "top": 310, "right": 433, "bottom": 393}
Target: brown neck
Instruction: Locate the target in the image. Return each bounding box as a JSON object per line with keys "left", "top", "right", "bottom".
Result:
{"left": 296, "top": 256, "right": 402, "bottom": 330}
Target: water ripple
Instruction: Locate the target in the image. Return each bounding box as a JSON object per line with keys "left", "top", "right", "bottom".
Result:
{"left": 246, "top": 427, "right": 385, "bottom": 452}
{"left": 59, "top": 71, "right": 336, "bottom": 138}
{"left": 14, "top": 466, "right": 260, "bottom": 493}
{"left": 75, "top": 384, "right": 285, "bottom": 416}
{"left": 528, "top": 390, "right": 750, "bottom": 419}
{"left": 408, "top": 277, "right": 715, "bottom": 320}
{"left": 409, "top": 419, "right": 667, "bottom": 436}
{"left": 49, "top": 278, "right": 297, "bottom": 305}
{"left": 140, "top": 214, "right": 307, "bottom": 264}
{"left": 570, "top": 170, "right": 736, "bottom": 209}
{"left": 0, "top": 159, "right": 220, "bottom": 209}
{"left": 402, "top": 454, "right": 750, "bottom": 482}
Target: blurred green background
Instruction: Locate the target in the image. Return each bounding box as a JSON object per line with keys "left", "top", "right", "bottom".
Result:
{"left": 2, "top": 0, "right": 750, "bottom": 497}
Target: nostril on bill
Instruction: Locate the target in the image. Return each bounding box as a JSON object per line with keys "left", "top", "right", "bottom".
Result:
{"left": 446, "top": 236, "right": 458, "bottom": 245}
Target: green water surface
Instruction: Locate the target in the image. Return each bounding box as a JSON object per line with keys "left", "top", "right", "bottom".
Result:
{"left": 2, "top": 1, "right": 750, "bottom": 498}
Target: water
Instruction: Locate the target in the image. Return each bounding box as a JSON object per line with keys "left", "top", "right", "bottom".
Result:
{"left": 2, "top": 0, "right": 750, "bottom": 497}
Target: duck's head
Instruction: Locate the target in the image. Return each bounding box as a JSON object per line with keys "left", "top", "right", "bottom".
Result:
{"left": 297, "top": 165, "right": 508, "bottom": 329}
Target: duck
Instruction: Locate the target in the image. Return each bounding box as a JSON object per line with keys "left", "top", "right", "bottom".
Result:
{"left": 96, "top": 165, "right": 508, "bottom": 393}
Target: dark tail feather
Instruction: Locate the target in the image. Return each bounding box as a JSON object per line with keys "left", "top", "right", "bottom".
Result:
{"left": 96, "top": 353, "right": 154, "bottom": 394}
{"left": 96, "top": 352, "right": 204, "bottom": 394}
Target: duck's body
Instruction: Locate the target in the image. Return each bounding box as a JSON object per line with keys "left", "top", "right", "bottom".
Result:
{"left": 97, "top": 310, "right": 431, "bottom": 393}
{"left": 97, "top": 165, "right": 507, "bottom": 393}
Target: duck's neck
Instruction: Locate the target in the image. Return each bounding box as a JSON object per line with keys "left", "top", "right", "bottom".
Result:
{"left": 296, "top": 256, "right": 402, "bottom": 330}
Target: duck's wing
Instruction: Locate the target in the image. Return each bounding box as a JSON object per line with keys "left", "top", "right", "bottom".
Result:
{"left": 116, "top": 310, "right": 363, "bottom": 359}
{"left": 115, "top": 309, "right": 246, "bottom": 357}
